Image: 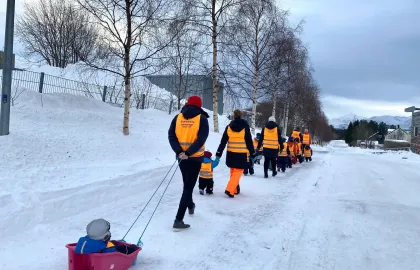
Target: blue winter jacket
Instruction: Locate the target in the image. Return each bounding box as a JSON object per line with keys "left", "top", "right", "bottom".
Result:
{"left": 203, "top": 157, "right": 220, "bottom": 169}
{"left": 75, "top": 236, "right": 117, "bottom": 254}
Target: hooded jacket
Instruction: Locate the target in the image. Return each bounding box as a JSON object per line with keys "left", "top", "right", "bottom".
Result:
{"left": 216, "top": 118, "right": 255, "bottom": 169}
{"left": 257, "top": 121, "right": 283, "bottom": 158}
{"left": 168, "top": 105, "right": 209, "bottom": 162}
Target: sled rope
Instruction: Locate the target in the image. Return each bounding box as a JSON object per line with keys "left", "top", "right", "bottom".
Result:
{"left": 121, "top": 159, "right": 178, "bottom": 241}
{"left": 140, "top": 162, "right": 179, "bottom": 239}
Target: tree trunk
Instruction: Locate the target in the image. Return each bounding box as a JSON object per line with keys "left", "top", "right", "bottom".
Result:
{"left": 283, "top": 101, "right": 289, "bottom": 137}
{"left": 251, "top": 70, "right": 258, "bottom": 135}
{"left": 211, "top": 0, "right": 219, "bottom": 133}
{"left": 123, "top": 0, "right": 132, "bottom": 135}
{"left": 271, "top": 81, "right": 277, "bottom": 117}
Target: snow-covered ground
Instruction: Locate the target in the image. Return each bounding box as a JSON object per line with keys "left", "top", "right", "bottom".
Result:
{"left": 1, "top": 92, "right": 420, "bottom": 270}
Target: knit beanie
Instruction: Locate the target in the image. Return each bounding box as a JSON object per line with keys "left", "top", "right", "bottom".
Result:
{"left": 268, "top": 116, "right": 275, "bottom": 122}
{"left": 185, "top": 96, "right": 202, "bottom": 108}
{"left": 86, "top": 219, "right": 111, "bottom": 241}
{"left": 233, "top": 109, "right": 242, "bottom": 119}
{"left": 204, "top": 151, "right": 212, "bottom": 158}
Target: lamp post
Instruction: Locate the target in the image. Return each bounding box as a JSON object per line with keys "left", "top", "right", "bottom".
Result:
{"left": 0, "top": 0, "right": 16, "bottom": 136}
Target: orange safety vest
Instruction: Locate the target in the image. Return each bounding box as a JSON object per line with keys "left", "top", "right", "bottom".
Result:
{"left": 227, "top": 127, "right": 248, "bottom": 153}
{"left": 175, "top": 113, "right": 204, "bottom": 157}
{"left": 253, "top": 139, "right": 258, "bottom": 150}
{"left": 303, "top": 133, "right": 311, "bottom": 144}
{"left": 291, "top": 130, "right": 300, "bottom": 139}
{"left": 296, "top": 143, "right": 302, "bottom": 155}
{"left": 199, "top": 162, "right": 213, "bottom": 179}
{"left": 304, "top": 148, "right": 311, "bottom": 157}
{"left": 263, "top": 127, "right": 279, "bottom": 149}
{"left": 288, "top": 143, "right": 296, "bottom": 157}
{"left": 278, "top": 143, "right": 289, "bottom": 157}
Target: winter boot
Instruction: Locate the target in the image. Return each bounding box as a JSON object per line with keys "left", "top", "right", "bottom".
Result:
{"left": 272, "top": 170, "right": 277, "bottom": 177}
{"left": 206, "top": 188, "right": 213, "bottom": 195}
{"left": 188, "top": 203, "right": 195, "bottom": 215}
{"left": 235, "top": 185, "right": 240, "bottom": 195}
{"left": 225, "top": 190, "right": 234, "bottom": 198}
{"left": 199, "top": 189, "right": 204, "bottom": 195}
{"left": 244, "top": 173, "right": 248, "bottom": 176}
{"left": 173, "top": 219, "right": 190, "bottom": 231}
{"left": 264, "top": 171, "right": 268, "bottom": 178}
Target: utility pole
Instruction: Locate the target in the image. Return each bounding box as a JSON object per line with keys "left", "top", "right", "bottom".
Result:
{"left": 0, "top": 0, "right": 16, "bottom": 136}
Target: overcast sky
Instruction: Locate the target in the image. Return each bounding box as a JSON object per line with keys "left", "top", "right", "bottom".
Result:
{"left": 1, "top": 0, "right": 420, "bottom": 119}
{"left": 282, "top": 0, "right": 420, "bottom": 119}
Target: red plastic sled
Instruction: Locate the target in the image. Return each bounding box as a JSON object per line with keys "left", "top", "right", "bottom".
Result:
{"left": 66, "top": 241, "right": 141, "bottom": 270}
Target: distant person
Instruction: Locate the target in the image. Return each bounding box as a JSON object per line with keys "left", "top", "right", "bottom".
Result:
{"left": 257, "top": 116, "right": 283, "bottom": 178}
{"left": 168, "top": 96, "right": 209, "bottom": 230}
{"left": 304, "top": 145, "right": 313, "bottom": 162}
{"left": 216, "top": 110, "right": 255, "bottom": 198}
{"left": 290, "top": 127, "right": 303, "bottom": 144}
{"left": 277, "top": 138, "right": 290, "bottom": 173}
{"left": 302, "top": 128, "right": 312, "bottom": 150}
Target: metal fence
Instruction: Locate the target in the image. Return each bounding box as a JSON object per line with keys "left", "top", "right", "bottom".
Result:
{"left": 0, "top": 69, "right": 177, "bottom": 114}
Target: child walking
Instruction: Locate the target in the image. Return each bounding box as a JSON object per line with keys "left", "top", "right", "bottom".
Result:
{"left": 199, "top": 151, "right": 220, "bottom": 195}
{"left": 304, "top": 145, "right": 313, "bottom": 162}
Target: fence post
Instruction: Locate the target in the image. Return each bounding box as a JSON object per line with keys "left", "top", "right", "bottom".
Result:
{"left": 141, "top": 94, "right": 145, "bottom": 109}
{"left": 102, "top": 86, "right": 107, "bottom": 102}
{"left": 169, "top": 100, "right": 173, "bottom": 114}
{"left": 38, "top": 72, "right": 45, "bottom": 93}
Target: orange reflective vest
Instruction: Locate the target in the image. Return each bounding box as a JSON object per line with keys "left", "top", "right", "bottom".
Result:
{"left": 199, "top": 162, "right": 213, "bottom": 179}
{"left": 278, "top": 143, "right": 289, "bottom": 157}
{"left": 263, "top": 127, "right": 279, "bottom": 149}
{"left": 227, "top": 127, "right": 248, "bottom": 153}
{"left": 175, "top": 113, "right": 204, "bottom": 157}
{"left": 303, "top": 133, "right": 311, "bottom": 144}
{"left": 296, "top": 143, "right": 302, "bottom": 155}
{"left": 304, "top": 148, "right": 312, "bottom": 157}
{"left": 291, "top": 130, "right": 301, "bottom": 139}
{"left": 288, "top": 142, "right": 296, "bottom": 157}
{"left": 253, "top": 139, "right": 258, "bottom": 150}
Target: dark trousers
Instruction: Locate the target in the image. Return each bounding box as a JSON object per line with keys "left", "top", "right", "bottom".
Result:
{"left": 176, "top": 160, "right": 201, "bottom": 221}
{"left": 244, "top": 161, "right": 254, "bottom": 175}
{"left": 264, "top": 156, "right": 276, "bottom": 173}
{"left": 305, "top": 157, "right": 312, "bottom": 162}
{"left": 198, "top": 177, "right": 214, "bottom": 192}
{"left": 277, "top": 156, "right": 287, "bottom": 172}
{"left": 287, "top": 157, "right": 293, "bottom": 168}
{"left": 297, "top": 155, "right": 304, "bottom": 163}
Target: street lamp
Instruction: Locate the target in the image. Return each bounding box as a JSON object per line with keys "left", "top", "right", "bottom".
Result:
{"left": 0, "top": 0, "right": 16, "bottom": 136}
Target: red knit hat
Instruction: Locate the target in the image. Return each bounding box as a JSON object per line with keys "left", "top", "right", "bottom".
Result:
{"left": 204, "top": 151, "right": 212, "bottom": 158}
{"left": 185, "top": 96, "right": 202, "bottom": 108}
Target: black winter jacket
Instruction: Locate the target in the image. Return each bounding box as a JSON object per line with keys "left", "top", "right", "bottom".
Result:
{"left": 168, "top": 105, "right": 209, "bottom": 162}
{"left": 216, "top": 118, "right": 255, "bottom": 169}
{"left": 257, "top": 121, "right": 283, "bottom": 158}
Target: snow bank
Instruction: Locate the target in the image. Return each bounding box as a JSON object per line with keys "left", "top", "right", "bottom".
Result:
{"left": 16, "top": 59, "right": 179, "bottom": 110}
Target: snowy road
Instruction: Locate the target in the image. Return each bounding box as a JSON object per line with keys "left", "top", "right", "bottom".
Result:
{"left": 3, "top": 143, "right": 420, "bottom": 269}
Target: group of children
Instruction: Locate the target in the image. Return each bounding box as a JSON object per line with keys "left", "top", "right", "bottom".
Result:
{"left": 197, "top": 133, "right": 313, "bottom": 196}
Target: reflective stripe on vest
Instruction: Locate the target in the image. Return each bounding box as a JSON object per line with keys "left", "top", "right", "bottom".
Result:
{"left": 278, "top": 143, "right": 288, "bottom": 157}
{"left": 288, "top": 143, "right": 296, "bottom": 157}
{"left": 304, "top": 149, "right": 311, "bottom": 157}
{"left": 263, "top": 127, "right": 278, "bottom": 149}
{"left": 227, "top": 127, "right": 248, "bottom": 153}
{"left": 303, "top": 134, "right": 310, "bottom": 144}
{"left": 175, "top": 113, "right": 204, "bottom": 157}
{"left": 200, "top": 162, "right": 213, "bottom": 179}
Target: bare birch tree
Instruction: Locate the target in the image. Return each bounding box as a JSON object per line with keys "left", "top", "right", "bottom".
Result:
{"left": 184, "top": 0, "right": 244, "bottom": 132}
{"left": 222, "top": 0, "right": 278, "bottom": 134}
{"left": 16, "top": 0, "right": 99, "bottom": 68}
{"left": 77, "top": 0, "right": 183, "bottom": 135}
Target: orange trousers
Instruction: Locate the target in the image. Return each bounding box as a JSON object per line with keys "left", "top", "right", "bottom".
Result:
{"left": 226, "top": 168, "right": 244, "bottom": 195}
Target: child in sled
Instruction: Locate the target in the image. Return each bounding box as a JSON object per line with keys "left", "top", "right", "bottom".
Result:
{"left": 199, "top": 151, "right": 220, "bottom": 195}
{"left": 75, "top": 218, "right": 138, "bottom": 255}
{"left": 295, "top": 138, "right": 304, "bottom": 163}
{"left": 304, "top": 145, "right": 313, "bottom": 162}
